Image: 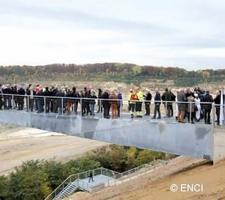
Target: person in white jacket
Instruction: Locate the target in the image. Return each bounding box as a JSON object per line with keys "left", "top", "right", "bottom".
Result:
{"left": 194, "top": 93, "right": 201, "bottom": 121}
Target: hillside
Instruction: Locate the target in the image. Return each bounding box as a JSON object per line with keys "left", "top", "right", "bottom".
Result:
{"left": 1, "top": 63, "right": 225, "bottom": 87}
{"left": 70, "top": 158, "right": 225, "bottom": 200}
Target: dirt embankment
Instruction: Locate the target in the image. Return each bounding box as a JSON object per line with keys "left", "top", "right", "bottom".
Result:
{"left": 70, "top": 157, "right": 225, "bottom": 200}
{"left": 0, "top": 124, "right": 107, "bottom": 175}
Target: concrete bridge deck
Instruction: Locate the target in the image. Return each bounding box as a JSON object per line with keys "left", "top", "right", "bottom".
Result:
{"left": 0, "top": 109, "right": 222, "bottom": 163}
{"left": 0, "top": 94, "right": 225, "bottom": 163}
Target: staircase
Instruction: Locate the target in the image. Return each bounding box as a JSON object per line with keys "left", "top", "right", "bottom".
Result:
{"left": 53, "top": 180, "right": 79, "bottom": 200}
{"left": 44, "top": 160, "right": 167, "bottom": 200}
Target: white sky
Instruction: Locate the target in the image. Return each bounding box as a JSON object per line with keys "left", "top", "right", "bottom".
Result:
{"left": 0, "top": 0, "right": 225, "bottom": 69}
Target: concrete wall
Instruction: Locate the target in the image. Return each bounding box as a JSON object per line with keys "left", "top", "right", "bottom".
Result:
{"left": 0, "top": 110, "right": 214, "bottom": 161}
{"left": 213, "top": 128, "right": 225, "bottom": 163}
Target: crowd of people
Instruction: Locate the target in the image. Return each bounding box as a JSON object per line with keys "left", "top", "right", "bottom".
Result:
{"left": 0, "top": 84, "right": 224, "bottom": 125}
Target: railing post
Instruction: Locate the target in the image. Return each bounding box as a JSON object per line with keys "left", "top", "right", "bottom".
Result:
{"left": 212, "top": 103, "right": 215, "bottom": 128}
{"left": 165, "top": 101, "right": 168, "bottom": 117}
{"left": 61, "top": 97, "right": 64, "bottom": 115}
{"left": 44, "top": 97, "right": 46, "bottom": 113}
{"left": 12, "top": 94, "right": 14, "bottom": 110}
{"left": 27, "top": 95, "right": 30, "bottom": 112}
{"left": 80, "top": 98, "right": 82, "bottom": 116}
{"left": 189, "top": 101, "right": 192, "bottom": 123}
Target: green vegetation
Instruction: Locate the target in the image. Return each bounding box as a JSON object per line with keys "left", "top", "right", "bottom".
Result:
{"left": 1, "top": 63, "right": 225, "bottom": 86}
{"left": 0, "top": 145, "right": 167, "bottom": 200}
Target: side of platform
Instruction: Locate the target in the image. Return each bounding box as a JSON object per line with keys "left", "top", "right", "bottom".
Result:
{"left": 0, "top": 110, "right": 215, "bottom": 161}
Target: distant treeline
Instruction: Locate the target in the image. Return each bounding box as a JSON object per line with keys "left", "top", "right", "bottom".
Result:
{"left": 0, "top": 63, "right": 225, "bottom": 86}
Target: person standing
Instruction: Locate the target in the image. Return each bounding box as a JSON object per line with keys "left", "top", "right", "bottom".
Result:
{"left": 136, "top": 88, "right": 144, "bottom": 118}
{"left": 177, "top": 89, "right": 187, "bottom": 123}
{"left": 202, "top": 91, "right": 213, "bottom": 124}
{"left": 26, "top": 84, "right": 35, "bottom": 112}
{"left": 162, "top": 88, "right": 175, "bottom": 117}
{"left": 145, "top": 91, "right": 152, "bottom": 116}
{"left": 0, "top": 85, "right": 3, "bottom": 110}
{"left": 102, "top": 90, "right": 110, "bottom": 118}
{"left": 153, "top": 90, "right": 161, "bottom": 119}
{"left": 89, "top": 91, "right": 97, "bottom": 116}
{"left": 97, "top": 88, "right": 103, "bottom": 113}
{"left": 117, "top": 92, "right": 122, "bottom": 118}
{"left": 186, "top": 91, "right": 195, "bottom": 124}
{"left": 214, "top": 90, "right": 221, "bottom": 125}
{"left": 194, "top": 93, "right": 201, "bottom": 122}
{"left": 88, "top": 171, "right": 94, "bottom": 183}
{"left": 109, "top": 91, "right": 118, "bottom": 119}
{"left": 129, "top": 90, "right": 138, "bottom": 118}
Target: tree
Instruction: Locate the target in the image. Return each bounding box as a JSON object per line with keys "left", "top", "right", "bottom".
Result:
{"left": 127, "top": 147, "right": 138, "bottom": 168}
{"left": 43, "top": 161, "right": 66, "bottom": 190}
{"left": 7, "top": 161, "right": 51, "bottom": 200}
{"left": 0, "top": 176, "right": 9, "bottom": 199}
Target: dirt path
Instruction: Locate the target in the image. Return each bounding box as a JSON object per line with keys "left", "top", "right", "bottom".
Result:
{"left": 70, "top": 157, "right": 225, "bottom": 200}
{"left": 0, "top": 125, "right": 107, "bottom": 175}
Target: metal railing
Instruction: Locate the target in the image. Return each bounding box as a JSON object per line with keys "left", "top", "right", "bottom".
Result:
{"left": 0, "top": 93, "right": 224, "bottom": 127}
{"left": 44, "top": 167, "right": 103, "bottom": 200}
{"left": 44, "top": 159, "right": 167, "bottom": 200}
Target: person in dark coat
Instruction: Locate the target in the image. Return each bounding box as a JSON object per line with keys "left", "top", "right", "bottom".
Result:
{"left": 145, "top": 91, "right": 152, "bottom": 116}
{"left": 97, "top": 88, "right": 103, "bottom": 113}
{"left": 214, "top": 90, "right": 221, "bottom": 125}
{"left": 17, "top": 87, "right": 25, "bottom": 110}
{"left": 117, "top": 92, "right": 122, "bottom": 117}
{"left": 162, "top": 88, "right": 176, "bottom": 117}
{"left": 71, "top": 87, "right": 79, "bottom": 114}
{"left": 153, "top": 90, "right": 161, "bottom": 119}
{"left": 101, "top": 90, "right": 110, "bottom": 118}
{"left": 202, "top": 91, "right": 213, "bottom": 124}
{"left": 88, "top": 171, "right": 94, "bottom": 183}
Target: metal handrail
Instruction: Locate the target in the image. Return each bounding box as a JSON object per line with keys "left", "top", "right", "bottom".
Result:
{"left": 1, "top": 93, "right": 224, "bottom": 128}
{"left": 44, "top": 167, "right": 103, "bottom": 200}
{"left": 44, "top": 160, "right": 166, "bottom": 200}
{"left": 0, "top": 93, "right": 222, "bottom": 105}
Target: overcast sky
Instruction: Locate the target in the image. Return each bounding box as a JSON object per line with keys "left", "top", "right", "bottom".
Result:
{"left": 0, "top": 0, "right": 225, "bottom": 69}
